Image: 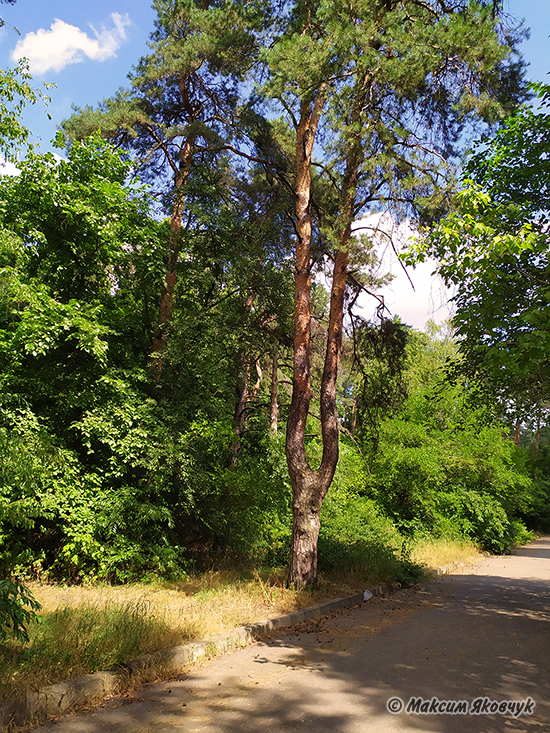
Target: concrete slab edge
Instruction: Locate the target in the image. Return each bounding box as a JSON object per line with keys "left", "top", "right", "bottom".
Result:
{"left": 0, "top": 581, "right": 401, "bottom": 732}
{"left": 433, "top": 559, "right": 479, "bottom": 576}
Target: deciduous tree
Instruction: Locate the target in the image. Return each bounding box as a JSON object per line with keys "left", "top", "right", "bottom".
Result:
{"left": 409, "top": 82, "right": 550, "bottom": 434}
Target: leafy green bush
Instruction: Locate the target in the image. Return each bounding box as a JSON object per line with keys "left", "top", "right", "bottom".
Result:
{"left": 317, "top": 465, "right": 422, "bottom": 583}
{"left": 357, "top": 328, "right": 539, "bottom": 554}
{"left": 0, "top": 579, "right": 41, "bottom": 643}
{"left": 366, "top": 417, "right": 537, "bottom": 552}
{"left": 365, "top": 407, "right": 538, "bottom": 553}
{"left": 187, "top": 431, "right": 292, "bottom": 568}
{"left": 318, "top": 506, "right": 423, "bottom": 583}
{"left": 507, "top": 520, "right": 534, "bottom": 548}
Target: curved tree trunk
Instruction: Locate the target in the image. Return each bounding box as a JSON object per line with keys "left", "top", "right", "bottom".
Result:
{"left": 286, "top": 91, "right": 362, "bottom": 588}
{"left": 286, "top": 246, "right": 349, "bottom": 587}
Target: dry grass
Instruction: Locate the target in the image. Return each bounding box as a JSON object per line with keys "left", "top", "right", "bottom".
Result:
{"left": 23, "top": 564, "right": 404, "bottom": 643}
{"left": 0, "top": 542, "right": 475, "bottom": 706}
{"left": 0, "top": 567, "right": 376, "bottom": 705}
{"left": 409, "top": 536, "right": 483, "bottom": 570}
{"left": 27, "top": 570, "right": 330, "bottom": 641}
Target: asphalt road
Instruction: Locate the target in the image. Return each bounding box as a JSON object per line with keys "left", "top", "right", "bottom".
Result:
{"left": 34, "top": 538, "right": 550, "bottom": 733}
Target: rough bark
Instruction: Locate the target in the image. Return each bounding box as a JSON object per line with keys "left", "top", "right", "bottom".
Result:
{"left": 286, "top": 91, "right": 362, "bottom": 587}
{"left": 285, "top": 91, "right": 336, "bottom": 588}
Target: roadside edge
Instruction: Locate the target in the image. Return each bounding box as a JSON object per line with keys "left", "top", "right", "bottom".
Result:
{"left": 0, "top": 581, "right": 401, "bottom": 731}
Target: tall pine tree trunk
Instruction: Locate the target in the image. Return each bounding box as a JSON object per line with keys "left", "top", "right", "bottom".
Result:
{"left": 286, "top": 246, "right": 349, "bottom": 586}
{"left": 286, "top": 90, "right": 353, "bottom": 587}
{"left": 286, "top": 91, "right": 362, "bottom": 587}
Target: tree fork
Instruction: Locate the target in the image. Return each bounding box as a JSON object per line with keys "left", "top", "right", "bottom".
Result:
{"left": 286, "top": 100, "right": 359, "bottom": 587}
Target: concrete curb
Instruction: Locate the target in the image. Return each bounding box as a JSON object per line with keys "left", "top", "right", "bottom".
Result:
{"left": 432, "top": 559, "right": 481, "bottom": 576}
{"left": 0, "top": 581, "right": 400, "bottom": 732}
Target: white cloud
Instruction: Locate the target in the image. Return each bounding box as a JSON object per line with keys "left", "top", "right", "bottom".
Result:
{"left": 0, "top": 160, "right": 20, "bottom": 176}
{"left": 352, "top": 213, "right": 454, "bottom": 330}
{"left": 11, "top": 12, "right": 131, "bottom": 74}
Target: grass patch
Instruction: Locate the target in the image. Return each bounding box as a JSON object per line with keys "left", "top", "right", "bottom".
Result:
{"left": 0, "top": 599, "right": 189, "bottom": 705}
{"left": 0, "top": 570, "right": 333, "bottom": 705}
{"left": 0, "top": 546, "right": 438, "bottom": 706}
{"left": 409, "top": 535, "right": 483, "bottom": 570}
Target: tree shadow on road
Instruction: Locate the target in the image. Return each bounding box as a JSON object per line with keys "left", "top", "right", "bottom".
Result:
{"left": 34, "top": 573, "right": 550, "bottom": 733}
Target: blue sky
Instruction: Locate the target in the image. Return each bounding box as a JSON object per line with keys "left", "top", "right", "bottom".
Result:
{"left": 0, "top": 0, "right": 548, "bottom": 328}
{"left": 0, "top": 1, "right": 157, "bottom": 151}
{"left": 506, "top": 0, "right": 550, "bottom": 84}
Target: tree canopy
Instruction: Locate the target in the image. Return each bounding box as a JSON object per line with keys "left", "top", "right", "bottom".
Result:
{"left": 0, "top": 0, "right": 546, "bottom": 620}
{"left": 408, "top": 81, "right": 550, "bottom": 427}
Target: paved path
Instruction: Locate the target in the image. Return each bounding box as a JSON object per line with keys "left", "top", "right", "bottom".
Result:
{"left": 35, "top": 539, "right": 550, "bottom": 732}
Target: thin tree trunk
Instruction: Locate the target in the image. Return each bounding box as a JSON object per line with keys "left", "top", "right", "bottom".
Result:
{"left": 150, "top": 142, "right": 191, "bottom": 380}
{"left": 230, "top": 290, "right": 256, "bottom": 464}
{"left": 151, "top": 76, "right": 199, "bottom": 378}
{"left": 231, "top": 357, "right": 263, "bottom": 465}
{"left": 270, "top": 348, "right": 279, "bottom": 433}
{"left": 351, "top": 392, "right": 358, "bottom": 435}
{"left": 231, "top": 361, "right": 251, "bottom": 466}
{"left": 514, "top": 415, "right": 521, "bottom": 447}
{"left": 251, "top": 357, "right": 263, "bottom": 399}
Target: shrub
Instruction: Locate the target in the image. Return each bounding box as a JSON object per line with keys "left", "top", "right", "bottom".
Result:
{"left": 0, "top": 579, "right": 41, "bottom": 643}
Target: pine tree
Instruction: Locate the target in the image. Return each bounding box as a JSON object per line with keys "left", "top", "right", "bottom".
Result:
{"left": 63, "top": 0, "right": 264, "bottom": 374}
{"left": 258, "top": 0, "right": 527, "bottom": 587}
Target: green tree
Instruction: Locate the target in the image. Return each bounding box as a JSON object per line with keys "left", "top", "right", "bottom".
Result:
{"left": 62, "top": 0, "right": 265, "bottom": 373}
{"left": 0, "top": 54, "right": 52, "bottom": 638}
{"left": 408, "top": 81, "right": 550, "bottom": 434}
{"left": 258, "top": 0, "right": 526, "bottom": 586}
{"left": 364, "top": 327, "right": 537, "bottom": 553}
{"left": 0, "top": 132, "right": 158, "bottom": 302}
{"left": 0, "top": 61, "right": 51, "bottom": 162}
{"left": 0, "top": 131, "right": 298, "bottom": 579}
{"left": 0, "top": 136, "right": 178, "bottom": 580}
